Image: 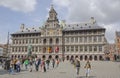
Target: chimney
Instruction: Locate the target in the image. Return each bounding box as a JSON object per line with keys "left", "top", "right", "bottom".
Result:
{"left": 90, "top": 17, "right": 96, "bottom": 24}
{"left": 20, "top": 24, "right": 25, "bottom": 31}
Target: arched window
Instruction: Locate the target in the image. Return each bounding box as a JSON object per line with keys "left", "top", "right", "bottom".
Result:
{"left": 85, "top": 55, "right": 88, "bottom": 60}
{"left": 89, "top": 55, "right": 92, "bottom": 60}
{"left": 94, "top": 56, "right": 97, "bottom": 60}
{"left": 80, "top": 56, "right": 83, "bottom": 60}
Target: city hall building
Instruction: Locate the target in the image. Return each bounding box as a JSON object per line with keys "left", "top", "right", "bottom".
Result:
{"left": 10, "top": 6, "right": 106, "bottom": 61}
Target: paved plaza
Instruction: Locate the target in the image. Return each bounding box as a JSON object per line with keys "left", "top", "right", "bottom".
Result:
{"left": 0, "top": 61, "right": 120, "bottom": 78}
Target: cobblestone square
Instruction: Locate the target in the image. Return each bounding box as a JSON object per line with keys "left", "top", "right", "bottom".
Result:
{"left": 0, "top": 61, "right": 120, "bottom": 78}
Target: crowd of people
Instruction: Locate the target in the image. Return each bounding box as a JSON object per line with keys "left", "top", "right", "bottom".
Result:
{"left": 1, "top": 57, "right": 60, "bottom": 74}
{"left": 1, "top": 57, "right": 92, "bottom": 77}
{"left": 70, "top": 57, "right": 91, "bottom": 78}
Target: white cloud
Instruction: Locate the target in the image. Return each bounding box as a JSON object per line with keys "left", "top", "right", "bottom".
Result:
{"left": 0, "top": 0, "right": 37, "bottom": 13}
{"left": 52, "top": 0, "right": 120, "bottom": 43}
{"left": 52, "top": 0, "right": 70, "bottom": 7}
{"left": 102, "top": 24, "right": 118, "bottom": 43}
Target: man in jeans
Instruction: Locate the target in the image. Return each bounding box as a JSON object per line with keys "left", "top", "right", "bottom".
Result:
{"left": 75, "top": 58, "right": 80, "bottom": 76}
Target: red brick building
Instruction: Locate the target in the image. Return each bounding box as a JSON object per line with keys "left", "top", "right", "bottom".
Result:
{"left": 115, "top": 31, "right": 120, "bottom": 60}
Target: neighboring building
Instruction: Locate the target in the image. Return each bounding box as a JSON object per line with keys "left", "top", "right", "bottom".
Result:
{"left": 104, "top": 43, "right": 116, "bottom": 61}
{"left": 0, "top": 44, "right": 8, "bottom": 57}
{"left": 0, "top": 47, "right": 3, "bottom": 56}
{"left": 115, "top": 31, "right": 120, "bottom": 60}
{"left": 10, "top": 5, "right": 106, "bottom": 61}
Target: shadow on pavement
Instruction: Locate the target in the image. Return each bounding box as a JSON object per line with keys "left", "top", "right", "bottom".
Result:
{"left": 0, "top": 69, "right": 8, "bottom": 75}
{"left": 77, "top": 76, "right": 96, "bottom": 78}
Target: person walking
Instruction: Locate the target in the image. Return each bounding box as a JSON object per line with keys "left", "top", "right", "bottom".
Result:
{"left": 43, "top": 60, "right": 46, "bottom": 72}
{"left": 9, "top": 59, "right": 14, "bottom": 74}
{"left": 84, "top": 60, "right": 91, "bottom": 78}
{"left": 24, "top": 59, "right": 29, "bottom": 70}
{"left": 52, "top": 59, "right": 55, "bottom": 68}
{"left": 29, "top": 59, "right": 33, "bottom": 72}
{"left": 46, "top": 59, "right": 50, "bottom": 69}
{"left": 75, "top": 58, "right": 80, "bottom": 76}
{"left": 56, "top": 59, "right": 59, "bottom": 67}
{"left": 35, "top": 58, "right": 40, "bottom": 71}
{"left": 16, "top": 59, "right": 21, "bottom": 72}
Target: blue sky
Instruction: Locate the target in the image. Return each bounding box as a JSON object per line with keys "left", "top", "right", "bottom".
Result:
{"left": 0, "top": 0, "right": 120, "bottom": 44}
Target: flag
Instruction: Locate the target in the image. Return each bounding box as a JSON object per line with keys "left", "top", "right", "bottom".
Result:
{"left": 55, "top": 46, "right": 59, "bottom": 53}
{"left": 48, "top": 47, "right": 52, "bottom": 53}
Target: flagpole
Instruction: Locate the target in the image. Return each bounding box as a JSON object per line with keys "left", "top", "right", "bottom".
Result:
{"left": 7, "top": 31, "right": 9, "bottom": 58}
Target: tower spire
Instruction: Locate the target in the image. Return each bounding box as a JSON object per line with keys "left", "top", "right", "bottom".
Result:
{"left": 51, "top": 4, "right": 54, "bottom": 9}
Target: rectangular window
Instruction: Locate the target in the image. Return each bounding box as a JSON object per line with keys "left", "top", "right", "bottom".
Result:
{"left": 75, "top": 37, "right": 78, "bottom": 43}
{"left": 79, "top": 37, "right": 82, "bottom": 42}
{"left": 13, "top": 40, "right": 15, "bottom": 44}
{"left": 84, "top": 37, "right": 87, "bottom": 42}
{"left": 89, "top": 36, "right": 92, "bottom": 42}
{"left": 23, "top": 40, "right": 24, "bottom": 44}
{"left": 65, "top": 38, "right": 69, "bottom": 43}
{"left": 18, "top": 47, "right": 20, "bottom": 52}
{"left": 99, "top": 46, "right": 102, "bottom": 52}
{"left": 12, "top": 48, "right": 14, "bottom": 52}
{"left": 22, "top": 47, "right": 24, "bottom": 52}
{"left": 35, "top": 47, "right": 38, "bottom": 52}
{"left": 16, "top": 40, "right": 18, "bottom": 44}
{"left": 93, "top": 36, "right": 97, "bottom": 42}
{"left": 36, "top": 39, "right": 38, "bottom": 43}
{"left": 84, "top": 46, "right": 87, "bottom": 52}
{"left": 80, "top": 46, "right": 83, "bottom": 52}
{"left": 94, "top": 46, "right": 97, "bottom": 51}
{"left": 71, "top": 37, "right": 74, "bottom": 43}
{"left": 25, "top": 47, "right": 27, "bottom": 52}
{"left": 32, "top": 39, "right": 34, "bottom": 44}
{"left": 39, "top": 39, "right": 41, "bottom": 43}
{"left": 26, "top": 39, "right": 28, "bottom": 44}
{"left": 67, "top": 46, "right": 69, "bottom": 52}
{"left": 39, "top": 47, "right": 41, "bottom": 52}
{"left": 98, "top": 36, "right": 102, "bottom": 42}
{"left": 89, "top": 46, "right": 92, "bottom": 52}
{"left": 15, "top": 48, "right": 17, "bottom": 52}
{"left": 75, "top": 46, "right": 78, "bottom": 52}
{"left": 71, "top": 46, "right": 74, "bottom": 52}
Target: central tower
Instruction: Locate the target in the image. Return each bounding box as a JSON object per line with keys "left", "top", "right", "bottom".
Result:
{"left": 45, "top": 5, "right": 59, "bottom": 29}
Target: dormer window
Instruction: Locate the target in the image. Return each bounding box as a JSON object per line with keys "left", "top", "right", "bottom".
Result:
{"left": 72, "top": 27, "right": 74, "bottom": 29}
{"left": 85, "top": 24, "right": 87, "bottom": 26}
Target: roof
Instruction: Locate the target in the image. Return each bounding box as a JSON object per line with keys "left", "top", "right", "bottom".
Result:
{"left": 11, "top": 27, "right": 41, "bottom": 35}
{"left": 63, "top": 23, "right": 105, "bottom": 31}
{"left": 11, "top": 31, "right": 41, "bottom": 35}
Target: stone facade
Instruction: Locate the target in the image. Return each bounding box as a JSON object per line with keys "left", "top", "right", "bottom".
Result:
{"left": 115, "top": 31, "right": 120, "bottom": 60}
{"left": 10, "top": 5, "right": 106, "bottom": 61}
